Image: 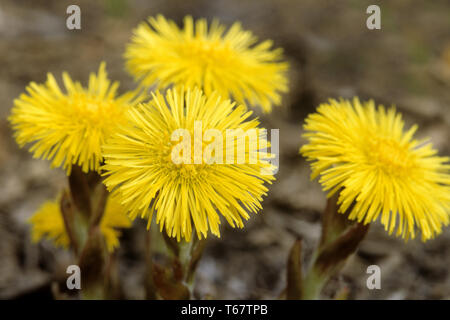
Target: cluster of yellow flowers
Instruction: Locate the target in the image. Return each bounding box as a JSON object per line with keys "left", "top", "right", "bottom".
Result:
{"left": 10, "top": 15, "right": 286, "bottom": 246}
{"left": 8, "top": 15, "right": 450, "bottom": 250}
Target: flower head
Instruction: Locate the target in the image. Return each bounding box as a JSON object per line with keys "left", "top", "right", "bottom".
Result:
{"left": 300, "top": 98, "right": 450, "bottom": 241}
{"left": 125, "top": 15, "right": 288, "bottom": 113}
{"left": 29, "top": 195, "right": 132, "bottom": 252}
{"left": 9, "top": 62, "right": 143, "bottom": 174}
{"left": 102, "top": 87, "right": 275, "bottom": 241}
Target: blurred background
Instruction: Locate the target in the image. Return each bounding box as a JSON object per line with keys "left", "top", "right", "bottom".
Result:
{"left": 0, "top": 0, "right": 449, "bottom": 299}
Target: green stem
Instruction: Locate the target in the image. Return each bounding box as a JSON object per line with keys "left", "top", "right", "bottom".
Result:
{"left": 73, "top": 213, "right": 90, "bottom": 251}
{"left": 301, "top": 265, "right": 328, "bottom": 300}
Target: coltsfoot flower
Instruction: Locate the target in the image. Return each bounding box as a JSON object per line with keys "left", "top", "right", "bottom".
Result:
{"left": 102, "top": 87, "right": 275, "bottom": 241}
{"left": 300, "top": 98, "right": 450, "bottom": 241}
{"left": 29, "top": 196, "right": 132, "bottom": 252}
{"left": 9, "top": 62, "right": 143, "bottom": 174}
{"left": 125, "top": 15, "right": 288, "bottom": 113}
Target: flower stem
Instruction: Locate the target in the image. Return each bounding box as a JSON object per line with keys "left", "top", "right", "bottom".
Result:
{"left": 300, "top": 267, "right": 328, "bottom": 300}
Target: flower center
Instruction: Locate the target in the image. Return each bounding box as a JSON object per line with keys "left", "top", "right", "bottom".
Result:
{"left": 367, "top": 137, "right": 413, "bottom": 174}
{"left": 67, "top": 93, "right": 125, "bottom": 130}
{"left": 180, "top": 38, "right": 232, "bottom": 68}
{"left": 152, "top": 134, "right": 213, "bottom": 181}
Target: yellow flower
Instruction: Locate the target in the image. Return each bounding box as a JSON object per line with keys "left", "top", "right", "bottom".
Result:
{"left": 300, "top": 98, "right": 450, "bottom": 241}
{"left": 9, "top": 62, "right": 143, "bottom": 174}
{"left": 29, "top": 196, "right": 132, "bottom": 252}
{"left": 102, "top": 87, "right": 275, "bottom": 241}
{"left": 125, "top": 15, "right": 288, "bottom": 113}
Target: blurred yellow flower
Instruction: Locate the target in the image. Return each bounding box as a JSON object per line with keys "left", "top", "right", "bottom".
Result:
{"left": 29, "top": 196, "right": 132, "bottom": 252}
{"left": 300, "top": 98, "right": 450, "bottom": 241}
{"left": 9, "top": 62, "right": 143, "bottom": 174}
{"left": 102, "top": 87, "right": 275, "bottom": 241}
{"left": 125, "top": 15, "right": 288, "bottom": 113}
